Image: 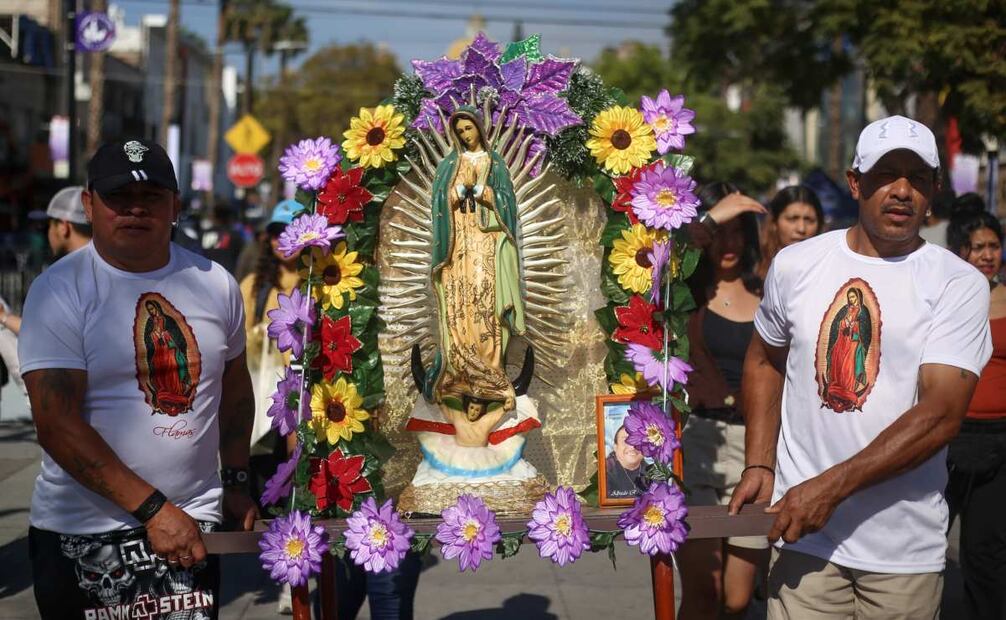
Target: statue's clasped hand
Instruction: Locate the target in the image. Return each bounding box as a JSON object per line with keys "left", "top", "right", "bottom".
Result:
{"left": 455, "top": 183, "right": 479, "bottom": 214}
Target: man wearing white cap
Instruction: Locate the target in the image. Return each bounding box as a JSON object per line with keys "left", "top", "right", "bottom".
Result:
{"left": 0, "top": 186, "right": 92, "bottom": 393}
{"left": 730, "top": 115, "right": 992, "bottom": 618}
{"left": 28, "top": 185, "right": 93, "bottom": 259}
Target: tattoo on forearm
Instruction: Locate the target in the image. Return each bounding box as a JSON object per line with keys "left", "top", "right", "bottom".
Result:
{"left": 71, "top": 455, "right": 116, "bottom": 499}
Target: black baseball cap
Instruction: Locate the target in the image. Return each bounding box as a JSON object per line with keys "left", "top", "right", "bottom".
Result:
{"left": 86, "top": 139, "right": 179, "bottom": 195}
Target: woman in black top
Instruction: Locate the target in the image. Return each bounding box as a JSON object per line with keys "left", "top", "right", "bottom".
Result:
{"left": 678, "top": 182, "right": 768, "bottom": 619}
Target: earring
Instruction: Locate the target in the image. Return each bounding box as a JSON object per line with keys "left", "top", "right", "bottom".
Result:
{"left": 925, "top": 210, "right": 932, "bottom": 218}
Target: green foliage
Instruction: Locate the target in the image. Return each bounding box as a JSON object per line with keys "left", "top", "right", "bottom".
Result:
{"left": 546, "top": 68, "right": 620, "bottom": 183}
{"left": 257, "top": 43, "right": 401, "bottom": 146}
{"left": 668, "top": 0, "right": 1006, "bottom": 151}
{"left": 851, "top": 0, "right": 1006, "bottom": 143}
{"left": 225, "top": 0, "right": 308, "bottom": 56}
{"left": 496, "top": 531, "right": 525, "bottom": 559}
{"left": 410, "top": 533, "right": 434, "bottom": 555}
{"left": 592, "top": 43, "right": 679, "bottom": 105}
{"left": 668, "top": 0, "right": 851, "bottom": 111}
{"left": 591, "top": 43, "right": 799, "bottom": 194}
{"left": 588, "top": 530, "right": 620, "bottom": 570}
{"left": 391, "top": 74, "right": 431, "bottom": 125}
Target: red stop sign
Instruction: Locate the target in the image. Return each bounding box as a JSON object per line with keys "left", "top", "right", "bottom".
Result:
{"left": 227, "top": 153, "right": 264, "bottom": 188}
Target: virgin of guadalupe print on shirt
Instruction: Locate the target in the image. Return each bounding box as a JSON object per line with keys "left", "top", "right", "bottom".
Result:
{"left": 133, "top": 292, "right": 201, "bottom": 416}
{"left": 814, "top": 278, "right": 882, "bottom": 413}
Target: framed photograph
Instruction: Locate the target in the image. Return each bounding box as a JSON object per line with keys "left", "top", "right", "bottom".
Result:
{"left": 595, "top": 394, "right": 682, "bottom": 507}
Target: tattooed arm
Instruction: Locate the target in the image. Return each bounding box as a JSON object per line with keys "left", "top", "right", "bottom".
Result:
{"left": 25, "top": 368, "right": 155, "bottom": 511}
{"left": 218, "top": 350, "right": 258, "bottom": 530}
{"left": 25, "top": 368, "right": 209, "bottom": 567}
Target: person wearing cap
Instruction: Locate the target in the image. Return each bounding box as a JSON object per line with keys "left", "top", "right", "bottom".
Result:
{"left": 238, "top": 198, "right": 303, "bottom": 614}
{"left": 0, "top": 186, "right": 92, "bottom": 338}
{"left": 28, "top": 185, "right": 93, "bottom": 259}
{"left": 0, "top": 186, "right": 92, "bottom": 397}
{"left": 241, "top": 201, "right": 303, "bottom": 468}
{"left": 17, "top": 139, "right": 258, "bottom": 618}
{"left": 729, "top": 115, "right": 992, "bottom": 618}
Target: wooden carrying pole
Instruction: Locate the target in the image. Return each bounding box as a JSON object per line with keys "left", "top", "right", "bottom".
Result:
{"left": 204, "top": 503, "right": 772, "bottom": 619}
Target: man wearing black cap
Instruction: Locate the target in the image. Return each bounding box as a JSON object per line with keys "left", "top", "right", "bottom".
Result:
{"left": 18, "top": 139, "right": 257, "bottom": 619}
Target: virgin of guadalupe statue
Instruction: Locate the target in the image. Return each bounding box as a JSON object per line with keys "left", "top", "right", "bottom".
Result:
{"left": 823, "top": 287, "right": 872, "bottom": 412}
{"left": 413, "top": 106, "right": 530, "bottom": 447}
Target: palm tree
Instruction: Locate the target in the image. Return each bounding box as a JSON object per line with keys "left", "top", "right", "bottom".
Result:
{"left": 206, "top": 0, "right": 305, "bottom": 206}
{"left": 86, "top": 0, "right": 108, "bottom": 156}
{"left": 225, "top": 0, "right": 304, "bottom": 116}
{"left": 160, "top": 0, "right": 181, "bottom": 145}
{"left": 265, "top": 14, "right": 308, "bottom": 205}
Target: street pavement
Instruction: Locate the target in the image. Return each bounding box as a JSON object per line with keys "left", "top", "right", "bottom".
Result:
{"left": 0, "top": 420, "right": 965, "bottom": 619}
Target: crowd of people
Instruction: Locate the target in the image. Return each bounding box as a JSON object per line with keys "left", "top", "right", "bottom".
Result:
{"left": 3, "top": 114, "right": 1004, "bottom": 620}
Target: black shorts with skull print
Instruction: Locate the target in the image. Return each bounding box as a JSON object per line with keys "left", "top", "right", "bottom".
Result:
{"left": 29, "top": 523, "right": 219, "bottom": 620}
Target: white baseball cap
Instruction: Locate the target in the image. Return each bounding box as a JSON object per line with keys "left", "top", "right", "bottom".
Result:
{"left": 852, "top": 115, "right": 940, "bottom": 173}
{"left": 27, "top": 185, "right": 88, "bottom": 225}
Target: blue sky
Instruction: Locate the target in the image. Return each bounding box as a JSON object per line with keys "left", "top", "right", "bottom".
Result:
{"left": 113, "top": 0, "right": 672, "bottom": 76}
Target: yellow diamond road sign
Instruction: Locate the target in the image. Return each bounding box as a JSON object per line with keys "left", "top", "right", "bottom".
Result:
{"left": 225, "top": 114, "right": 271, "bottom": 154}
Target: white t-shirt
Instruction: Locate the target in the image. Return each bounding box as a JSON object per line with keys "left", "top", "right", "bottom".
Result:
{"left": 755, "top": 229, "right": 992, "bottom": 573}
{"left": 19, "top": 243, "right": 245, "bottom": 534}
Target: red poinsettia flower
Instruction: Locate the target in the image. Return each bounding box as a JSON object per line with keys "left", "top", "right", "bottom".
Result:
{"left": 611, "top": 165, "right": 648, "bottom": 225}
{"left": 314, "top": 315, "right": 362, "bottom": 380}
{"left": 317, "top": 167, "right": 373, "bottom": 226}
{"left": 613, "top": 294, "right": 664, "bottom": 349}
{"left": 308, "top": 449, "right": 372, "bottom": 512}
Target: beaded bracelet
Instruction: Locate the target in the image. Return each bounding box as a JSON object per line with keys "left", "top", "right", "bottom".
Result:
{"left": 741, "top": 464, "right": 775, "bottom": 476}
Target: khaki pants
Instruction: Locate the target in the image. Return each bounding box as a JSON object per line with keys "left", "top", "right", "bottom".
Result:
{"left": 682, "top": 415, "right": 768, "bottom": 550}
{"left": 767, "top": 548, "right": 942, "bottom": 620}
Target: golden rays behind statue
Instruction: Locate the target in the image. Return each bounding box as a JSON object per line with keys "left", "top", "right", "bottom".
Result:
{"left": 380, "top": 98, "right": 571, "bottom": 514}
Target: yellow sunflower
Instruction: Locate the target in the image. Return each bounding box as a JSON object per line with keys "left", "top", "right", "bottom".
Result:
{"left": 310, "top": 376, "right": 368, "bottom": 444}
{"left": 586, "top": 106, "right": 656, "bottom": 174}
{"left": 302, "top": 244, "right": 364, "bottom": 310}
{"left": 342, "top": 104, "right": 407, "bottom": 169}
{"left": 610, "top": 372, "right": 650, "bottom": 395}
{"left": 609, "top": 223, "right": 667, "bottom": 293}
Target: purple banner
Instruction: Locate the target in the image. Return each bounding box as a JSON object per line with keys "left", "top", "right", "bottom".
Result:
{"left": 76, "top": 12, "right": 115, "bottom": 52}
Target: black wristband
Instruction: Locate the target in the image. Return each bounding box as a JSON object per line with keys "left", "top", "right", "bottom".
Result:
{"left": 132, "top": 489, "right": 167, "bottom": 524}
{"left": 741, "top": 464, "right": 775, "bottom": 476}
{"left": 221, "top": 467, "right": 249, "bottom": 489}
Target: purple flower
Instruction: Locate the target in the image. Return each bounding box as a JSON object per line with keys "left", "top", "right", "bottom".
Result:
{"left": 640, "top": 90, "right": 695, "bottom": 154}
{"left": 345, "top": 498, "right": 415, "bottom": 574}
{"left": 527, "top": 486, "right": 590, "bottom": 567}
{"left": 258, "top": 510, "right": 329, "bottom": 586}
{"left": 276, "top": 213, "right": 343, "bottom": 258}
{"left": 625, "top": 343, "right": 693, "bottom": 392}
{"left": 630, "top": 162, "right": 699, "bottom": 232}
{"left": 435, "top": 494, "right": 501, "bottom": 572}
{"left": 648, "top": 240, "right": 671, "bottom": 306}
{"left": 267, "top": 288, "right": 316, "bottom": 358}
{"left": 261, "top": 444, "right": 302, "bottom": 506}
{"left": 624, "top": 400, "right": 680, "bottom": 464}
{"left": 279, "top": 137, "right": 342, "bottom": 191}
{"left": 618, "top": 481, "right": 688, "bottom": 556}
{"left": 268, "top": 367, "right": 308, "bottom": 436}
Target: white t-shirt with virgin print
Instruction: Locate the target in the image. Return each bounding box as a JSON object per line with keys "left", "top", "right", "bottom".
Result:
{"left": 755, "top": 229, "right": 991, "bottom": 573}
{"left": 19, "top": 243, "right": 245, "bottom": 534}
